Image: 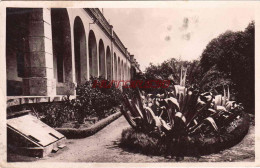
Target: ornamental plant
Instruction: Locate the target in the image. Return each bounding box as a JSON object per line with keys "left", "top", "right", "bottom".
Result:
{"left": 120, "top": 84, "right": 246, "bottom": 159}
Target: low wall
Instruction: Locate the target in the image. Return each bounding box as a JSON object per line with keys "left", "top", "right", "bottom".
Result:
{"left": 56, "top": 112, "right": 122, "bottom": 139}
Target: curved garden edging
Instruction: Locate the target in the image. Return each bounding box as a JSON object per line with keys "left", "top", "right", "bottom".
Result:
{"left": 120, "top": 112, "right": 250, "bottom": 156}
{"left": 56, "top": 112, "right": 122, "bottom": 139}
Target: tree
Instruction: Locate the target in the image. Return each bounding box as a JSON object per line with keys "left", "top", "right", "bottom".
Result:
{"left": 141, "top": 58, "right": 202, "bottom": 93}
{"left": 141, "top": 21, "right": 254, "bottom": 114}
{"left": 200, "top": 21, "right": 255, "bottom": 113}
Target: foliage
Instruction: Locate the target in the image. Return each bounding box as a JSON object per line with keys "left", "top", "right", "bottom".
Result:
{"left": 120, "top": 112, "right": 250, "bottom": 157}
{"left": 144, "top": 58, "right": 183, "bottom": 83}
{"left": 70, "top": 76, "right": 123, "bottom": 123}
{"left": 141, "top": 58, "right": 202, "bottom": 93}
{"left": 118, "top": 21, "right": 254, "bottom": 159}
{"left": 199, "top": 65, "right": 232, "bottom": 93}
{"left": 200, "top": 21, "right": 255, "bottom": 113}
{"left": 120, "top": 128, "right": 162, "bottom": 155}
{"left": 141, "top": 21, "right": 254, "bottom": 114}
{"left": 28, "top": 76, "right": 123, "bottom": 127}
{"left": 30, "top": 102, "right": 75, "bottom": 128}
{"left": 120, "top": 84, "right": 249, "bottom": 158}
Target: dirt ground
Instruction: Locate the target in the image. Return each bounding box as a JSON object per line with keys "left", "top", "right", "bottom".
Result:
{"left": 8, "top": 116, "right": 255, "bottom": 162}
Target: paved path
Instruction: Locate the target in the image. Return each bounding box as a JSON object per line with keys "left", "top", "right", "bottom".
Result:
{"left": 39, "top": 116, "right": 131, "bottom": 162}
{"left": 8, "top": 116, "right": 255, "bottom": 162}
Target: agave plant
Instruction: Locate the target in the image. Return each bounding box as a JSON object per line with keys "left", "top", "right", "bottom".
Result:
{"left": 120, "top": 84, "right": 244, "bottom": 144}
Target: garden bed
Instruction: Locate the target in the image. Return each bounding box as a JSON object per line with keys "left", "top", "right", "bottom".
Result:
{"left": 119, "top": 112, "right": 250, "bottom": 157}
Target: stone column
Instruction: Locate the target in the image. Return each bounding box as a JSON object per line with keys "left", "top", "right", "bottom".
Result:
{"left": 23, "top": 8, "right": 56, "bottom": 96}
{"left": 111, "top": 25, "right": 114, "bottom": 81}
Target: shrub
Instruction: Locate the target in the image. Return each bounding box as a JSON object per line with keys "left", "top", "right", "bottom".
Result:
{"left": 120, "top": 128, "right": 162, "bottom": 155}
{"left": 20, "top": 77, "right": 123, "bottom": 127}
{"left": 71, "top": 76, "right": 123, "bottom": 123}
{"left": 30, "top": 102, "right": 75, "bottom": 128}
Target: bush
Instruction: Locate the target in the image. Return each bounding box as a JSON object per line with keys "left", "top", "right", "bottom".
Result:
{"left": 30, "top": 101, "right": 75, "bottom": 128}
{"left": 21, "top": 77, "right": 123, "bottom": 127}
{"left": 70, "top": 76, "right": 123, "bottom": 123}
{"left": 120, "top": 128, "right": 162, "bottom": 155}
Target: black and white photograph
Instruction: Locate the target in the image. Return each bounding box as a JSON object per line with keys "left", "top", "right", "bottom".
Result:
{"left": 1, "top": 1, "right": 257, "bottom": 166}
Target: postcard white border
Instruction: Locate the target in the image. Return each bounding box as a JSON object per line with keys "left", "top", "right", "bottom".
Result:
{"left": 0, "top": 1, "right": 259, "bottom": 167}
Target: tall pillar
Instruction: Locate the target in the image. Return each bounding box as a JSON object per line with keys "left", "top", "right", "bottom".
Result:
{"left": 23, "top": 8, "right": 56, "bottom": 96}
{"left": 111, "top": 25, "right": 114, "bottom": 81}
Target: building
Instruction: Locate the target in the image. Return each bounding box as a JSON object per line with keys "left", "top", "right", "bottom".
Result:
{"left": 6, "top": 8, "right": 140, "bottom": 106}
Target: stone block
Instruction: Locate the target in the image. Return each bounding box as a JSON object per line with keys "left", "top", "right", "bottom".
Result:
{"left": 24, "top": 52, "right": 53, "bottom": 70}
{"left": 24, "top": 52, "right": 46, "bottom": 67}
{"left": 27, "top": 36, "right": 52, "bottom": 54}
{"left": 29, "top": 8, "right": 43, "bottom": 21}
{"left": 22, "top": 77, "right": 56, "bottom": 96}
{"left": 29, "top": 86, "right": 48, "bottom": 96}
{"left": 24, "top": 67, "right": 47, "bottom": 77}
{"left": 28, "top": 12, "right": 52, "bottom": 41}
{"left": 23, "top": 77, "right": 46, "bottom": 88}
{"left": 28, "top": 36, "right": 45, "bottom": 52}
{"left": 28, "top": 21, "right": 44, "bottom": 37}
{"left": 22, "top": 79, "right": 30, "bottom": 94}
{"left": 23, "top": 53, "right": 31, "bottom": 68}
{"left": 7, "top": 80, "right": 23, "bottom": 96}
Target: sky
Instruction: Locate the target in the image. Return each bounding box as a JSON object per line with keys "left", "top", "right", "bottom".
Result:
{"left": 103, "top": 8, "right": 254, "bottom": 71}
